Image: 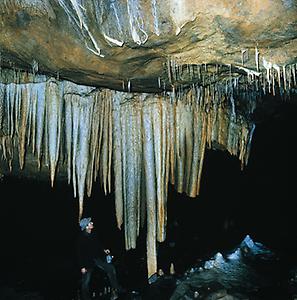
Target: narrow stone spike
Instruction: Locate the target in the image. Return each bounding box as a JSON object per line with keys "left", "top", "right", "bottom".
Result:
{"left": 169, "top": 99, "right": 176, "bottom": 184}
{"left": 35, "top": 82, "right": 46, "bottom": 169}
{"left": 167, "top": 58, "right": 172, "bottom": 84}
{"left": 86, "top": 92, "right": 100, "bottom": 197}
{"left": 123, "top": 101, "right": 137, "bottom": 249}
{"left": 94, "top": 95, "right": 105, "bottom": 183}
{"left": 18, "top": 85, "right": 30, "bottom": 169}
{"left": 30, "top": 84, "right": 38, "bottom": 153}
{"left": 108, "top": 95, "right": 113, "bottom": 194}
{"left": 184, "top": 107, "right": 193, "bottom": 195}
{"left": 152, "top": 101, "right": 165, "bottom": 242}
{"left": 292, "top": 64, "right": 296, "bottom": 86}
{"left": 255, "top": 46, "right": 259, "bottom": 71}
{"left": 4, "top": 84, "right": 11, "bottom": 136}
{"left": 196, "top": 113, "right": 207, "bottom": 196}
{"left": 112, "top": 92, "right": 124, "bottom": 229}
{"left": 162, "top": 100, "right": 170, "bottom": 241}
{"left": 26, "top": 84, "right": 33, "bottom": 148}
{"left": 76, "top": 97, "right": 92, "bottom": 222}
{"left": 175, "top": 101, "right": 184, "bottom": 193}
{"left": 71, "top": 96, "right": 80, "bottom": 198}
{"left": 102, "top": 97, "right": 109, "bottom": 195}
{"left": 245, "top": 124, "right": 256, "bottom": 166}
{"left": 283, "top": 65, "right": 287, "bottom": 91}
{"left": 64, "top": 95, "right": 73, "bottom": 184}
{"left": 46, "top": 80, "right": 62, "bottom": 187}
{"left": 121, "top": 103, "right": 129, "bottom": 248}
{"left": 272, "top": 70, "right": 275, "bottom": 96}
{"left": 135, "top": 101, "right": 142, "bottom": 238}
{"left": 188, "top": 106, "right": 200, "bottom": 197}
{"left": 142, "top": 104, "right": 157, "bottom": 280}
{"left": 288, "top": 66, "right": 292, "bottom": 90}
{"left": 14, "top": 84, "right": 21, "bottom": 136}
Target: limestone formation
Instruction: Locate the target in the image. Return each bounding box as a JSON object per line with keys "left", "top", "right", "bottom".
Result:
{"left": 0, "top": 0, "right": 296, "bottom": 279}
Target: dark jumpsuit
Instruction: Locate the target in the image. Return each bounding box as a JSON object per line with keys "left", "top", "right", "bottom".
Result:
{"left": 77, "top": 230, "right": 121, "bottom": 300}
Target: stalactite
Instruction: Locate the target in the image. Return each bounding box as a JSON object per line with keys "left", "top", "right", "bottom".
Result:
{"left": 71, "top": 95, "right": 79, "bottom": 199}
{"left": 64, "top": 94, "right": 73, "bottom": 184}
{"left": 135, "top": 99, "right": 143, "bottom": 238}
{"left": 101, "top": 95, "right": 110, "bottom": 195}
{"left": 121, "top": 101, "right": 129, "bottom": 248}
{"left": 94, "top": 94, "right": 104, "bottom": 184}
{"left": 169, "top": 93, "right": 176, "bottom": 184}
{"left": 112, "top": 92, "right": 124, "bottom": 229}
{"left": 76, "top": 97, "right": 93, "bottom": 220}
{"left": 152, "top": 100, "right": 165, "bottom": 242}
{"left": 46, "top": 80, "right": 62, "bottom": 187}
{"left": 142, "top": 101, "right": 157, "bottom": 280}
{"left": 121, "top": 99, "right": 140, "bottom": 249}
{"left": 161, "top": 99, "right": 170, "bottom": 241}
{"left": 1, "top": 62, "right": 295, "bottom": 280}
{"left": 196, "top": 110, "right": 207, "bottom": 196}
{"left": 18, "top": 84, "right": 30, "bottom": 170}
{"left": 86, "top": 92, "right": 100, "bottom": 197}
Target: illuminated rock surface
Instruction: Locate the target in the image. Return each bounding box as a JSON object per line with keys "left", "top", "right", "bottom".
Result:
{"left": 0, "top": 0, "right": 296, "bottom": 280}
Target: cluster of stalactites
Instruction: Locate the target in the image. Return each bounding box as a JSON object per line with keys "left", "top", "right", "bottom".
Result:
{"left": 166, "top": 60, "right": 297, "bottom": 101}
{"left": 0, "top": 74, "right": 114, "bottom": 222}
{"left": 0, "top": 69, "right": 256, "bottom": 279}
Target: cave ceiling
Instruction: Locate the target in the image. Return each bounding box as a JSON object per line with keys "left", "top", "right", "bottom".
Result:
{"left": 0, "top": 0, "right": 296, "bottom": 279}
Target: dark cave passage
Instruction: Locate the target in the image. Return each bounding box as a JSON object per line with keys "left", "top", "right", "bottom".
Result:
{"left": 0, "top": 101, "right": 295, "bottom": 298}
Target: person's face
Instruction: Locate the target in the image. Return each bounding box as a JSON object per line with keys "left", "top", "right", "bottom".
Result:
{"left": 86, "top": 221, "right": 94, "bottom": 231}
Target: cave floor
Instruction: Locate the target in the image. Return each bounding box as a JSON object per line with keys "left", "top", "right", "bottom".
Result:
{"left": 1, "top": 235, "right": 297, "bottom": 300}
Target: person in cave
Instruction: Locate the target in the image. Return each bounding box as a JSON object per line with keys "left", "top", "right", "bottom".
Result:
{"left": 76, "top": 217, "right": 124, "bottom": 300}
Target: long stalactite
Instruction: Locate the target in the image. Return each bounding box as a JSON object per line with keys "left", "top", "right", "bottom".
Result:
{"left": 1, "top": 64, "right": 296, "bottom": 279}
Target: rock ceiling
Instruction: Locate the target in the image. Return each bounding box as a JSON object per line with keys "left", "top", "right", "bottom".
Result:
{"left": 0, "top": 0, "right": 296, "bottom": 279}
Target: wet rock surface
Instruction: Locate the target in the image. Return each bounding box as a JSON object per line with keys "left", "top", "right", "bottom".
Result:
{"left": 1, "top": 235, "right": 295, "bottom": 300}
{"left": 0, "top": 1, "right": 296, "bottom": 91}
{"left": 144, "top": 236, "right": 296, "bottom": 300}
